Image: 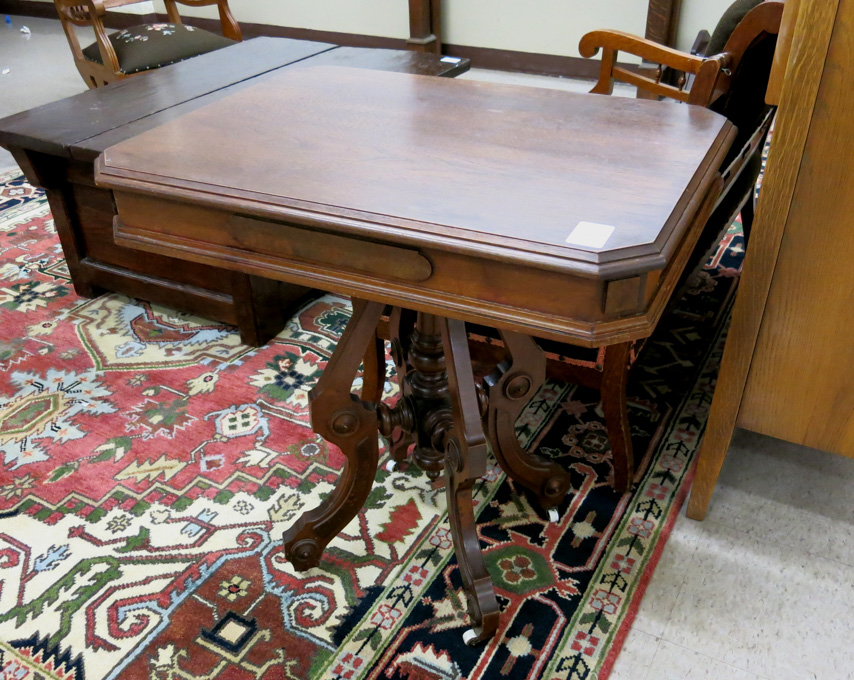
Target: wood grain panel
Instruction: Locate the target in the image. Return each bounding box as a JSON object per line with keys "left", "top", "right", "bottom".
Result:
{"left": 738, "top": 0, "right": 854, "bottom": 456}
{"left": 766, "top": 0, "right": 802, "bottom": 105}
{"left": 686, "top": 0, "right": 842, "bottom": 520}
{"left": 645, "top": 0, "right": 682, "bottom": 47}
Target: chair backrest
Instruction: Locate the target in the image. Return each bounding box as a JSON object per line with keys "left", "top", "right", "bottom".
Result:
{"left": 705, "top": 0, "right": 765, "bottom": 57}
{"left": 675, "top": 2, "right": 784, "bottom": 302}
{"left": 612, "top": 1, "right": 783, "bottom": 192}
{"left": 706, "top": 1, "right": 783, "bottom": 171}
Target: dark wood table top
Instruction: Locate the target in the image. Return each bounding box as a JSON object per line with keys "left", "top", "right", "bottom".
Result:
{"left": 97, "top": 67, "right": 734, "bottom": 344}
{"left": 99, "top": 66, "right": 732, "bottom": 273}
{"left": 0, "top": 38, "right": 469, "bottom": 163}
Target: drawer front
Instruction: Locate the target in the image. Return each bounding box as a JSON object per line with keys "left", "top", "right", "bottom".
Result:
{"left": 112, "top": 192, "right": 661, "bottom": 346}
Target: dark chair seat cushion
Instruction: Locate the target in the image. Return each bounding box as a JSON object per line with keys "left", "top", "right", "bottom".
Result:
{"left": 82, "top": 23, "right": 234, "bottom": 75}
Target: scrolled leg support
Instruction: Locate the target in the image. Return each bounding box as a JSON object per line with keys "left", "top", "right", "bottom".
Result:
{"left": 483, "top": 330, "right": 571, "bottom": 511}
{"left": 282, "top": 299, "right": 386, "bottom": 570}
{"left": 441, "top": 317, "right": 500, "bottom": 644}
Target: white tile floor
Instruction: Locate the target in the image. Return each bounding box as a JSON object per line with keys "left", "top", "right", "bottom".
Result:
{"left": 2, "top": 15, "right": 854, "bottom": 680}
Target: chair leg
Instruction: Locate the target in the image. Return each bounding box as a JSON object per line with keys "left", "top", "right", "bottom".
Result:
{"left": 600, "top": 342, "right": 633, "bottom": 492}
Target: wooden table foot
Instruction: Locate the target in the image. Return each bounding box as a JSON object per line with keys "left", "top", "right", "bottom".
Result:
{"left": 282, "top": 299, "right": 385, "bottom": 569}
{"left": 483, "top": 330, "right": 572, "bottom": 512}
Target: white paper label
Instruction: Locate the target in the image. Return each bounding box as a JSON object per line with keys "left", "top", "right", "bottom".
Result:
{"left": 565, "top": 221, "right": 615, "bottom": 249}
{"left": 440, "top": 56, "right": 462, "bottom": 63}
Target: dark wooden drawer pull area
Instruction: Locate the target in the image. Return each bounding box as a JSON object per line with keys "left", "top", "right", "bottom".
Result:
{"left": 228, "top": 214, "right": 433, "bottom": 282}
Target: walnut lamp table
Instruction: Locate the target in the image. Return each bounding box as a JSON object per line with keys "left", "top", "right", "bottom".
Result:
{"left": 95, "top": 66, "right": 734, "bottom": 643}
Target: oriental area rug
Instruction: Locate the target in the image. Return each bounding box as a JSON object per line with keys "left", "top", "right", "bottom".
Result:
{"left": 0, "top": 169, "right": 745, "bottom": 680}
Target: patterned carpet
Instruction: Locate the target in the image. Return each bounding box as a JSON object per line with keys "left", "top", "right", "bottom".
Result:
{"left": 0, "top": 169, "right": 744, "bottom": 680}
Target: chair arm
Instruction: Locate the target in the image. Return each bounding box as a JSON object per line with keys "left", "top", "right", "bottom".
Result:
{"left": 167, "top": 0, "right": 242, "bottom": 41}
{"left": 580, "top": 30, "right": 708, "bottom": 74}
{"left": 85, "top": 0, "right": 121, "bottom": 72}
{"left": 579, "top": 29, "right": 729, "bottom": 105}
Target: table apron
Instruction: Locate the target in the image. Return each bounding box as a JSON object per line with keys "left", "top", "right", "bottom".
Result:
{"left": 110, "top": 191, "right": 677, "bottom": 347}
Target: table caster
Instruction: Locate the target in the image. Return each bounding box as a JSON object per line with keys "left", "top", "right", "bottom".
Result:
{"left": 462, "top": 629, "right": 480, "bottom": 646}
{"left": 548, "top": 507, "right": 560, "bottom": 523}
{"left": 385, "top": 459, "right": 397, "bottom": 473}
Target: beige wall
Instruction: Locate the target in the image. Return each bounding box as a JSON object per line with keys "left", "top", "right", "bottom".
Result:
{"left": 32, "top": 0, "right": 735, "bottom": 59}
{"left": 443, "top": 0, "right": 646, "bottom": 58}
{"left": 172, "top": 0, "right": 734, "bottom": 57}
{"left": 155, "top": 0, "right": 410, "bottom": 39}
{"left": 676, "top": 0, "right": 733, "bottom": 52}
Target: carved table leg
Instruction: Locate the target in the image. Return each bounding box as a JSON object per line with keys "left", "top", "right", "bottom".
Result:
{"left": 361, "top": 328, "right": 386, "bottom": 404}
{"left": 483, "top": 330, "right": 571, "bottom": 520}
{"left": 282, "top": 299, "right": 385, "bottom": 570}
{"left": 408, "top": 313, "right": 452, "bottom": 479}
{"left": 440, "top": 317, "right": 500, "bottom": 645}
{"left": 379, "top": 308, "right": 417, "bottom": 470}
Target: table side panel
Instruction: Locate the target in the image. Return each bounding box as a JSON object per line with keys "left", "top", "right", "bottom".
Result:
{"left": 69, "top": 183, "right": 242, "bottom": 294}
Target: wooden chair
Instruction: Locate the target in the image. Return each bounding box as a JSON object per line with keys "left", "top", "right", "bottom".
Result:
{"left": 467, "top": 0, "right": 783, "bottom": 494}
{"left": 54, "top": 0, "right": 242, "bottom": 89}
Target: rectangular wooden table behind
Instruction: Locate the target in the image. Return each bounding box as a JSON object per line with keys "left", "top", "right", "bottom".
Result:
{"left": 0, "top": 38, "right": 469, "bottom": 346}
{"left": 96, "top": 66, "right": 733, "bottom": 642}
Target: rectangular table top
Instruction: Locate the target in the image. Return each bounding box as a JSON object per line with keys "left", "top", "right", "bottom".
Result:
{"left": 0, "top": 38, "right": 469, "bottom": 162}
{"left": 97, "top": 66, "right": 733, "bottom": 279}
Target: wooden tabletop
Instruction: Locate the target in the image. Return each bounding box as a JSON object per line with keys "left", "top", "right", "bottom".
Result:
{"left": 0, "top": 39, "right": 469, "bottom": 163}
{"left": 97, "top": 66, "right": 733, "bottom": 278}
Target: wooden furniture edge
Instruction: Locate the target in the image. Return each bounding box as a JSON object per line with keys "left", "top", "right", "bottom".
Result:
{"left": 685, "top": 0, "right": 841, "bottom": 520}
{"left": 109, "top": 212, "right": 656, "bottom": 347}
